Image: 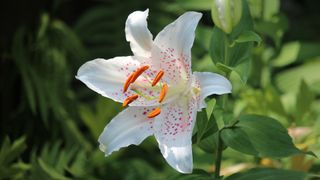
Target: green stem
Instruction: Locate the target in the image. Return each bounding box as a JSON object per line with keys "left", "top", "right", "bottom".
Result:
{"left": 215, "top": 132, "right": 223, "bottom": 179}
{"left": 215, "top": 32, "right": 230, "bottom": 179}
{"left": 222, "top": 94, "right": 228, "bottom": 110}
{"left": 224, "top": 33, "right": 230, "bottom": 68}
{"left": 222, "top": 33, "right": 230, "bottom": 114}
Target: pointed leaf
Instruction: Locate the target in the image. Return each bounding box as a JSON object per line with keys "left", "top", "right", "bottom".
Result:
{"left": 221, "top": 115, "right": 307, "bottom": 158}
{"left": 225, "top": 168, "right": 308, "bottom": 180}
{"left": 233, "top": 31, "right": 262, "bottom": 46}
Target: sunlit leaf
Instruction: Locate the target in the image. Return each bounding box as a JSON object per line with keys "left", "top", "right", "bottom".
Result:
{"left": 275, "top": 59, "right": 320, "bottom": 93}
{"left": 272, "top": 41, "right": 320, "bottom": 67}
{"left": 295, "top": 80, "right": 315, "bottom": 121}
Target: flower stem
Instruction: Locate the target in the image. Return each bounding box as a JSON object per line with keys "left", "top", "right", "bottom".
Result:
{"left": 215, "top": 132, "right": 223, "bottom": 179}
{"left": 214, "top": 32, "right": 230, "bottom": 179}
{"left": 224, "top": 34, "right": 229, "bottom": 66}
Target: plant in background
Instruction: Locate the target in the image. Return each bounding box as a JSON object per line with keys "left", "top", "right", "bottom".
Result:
{"left": 2, "top": 0, "right": 320, "bottom": 179}
{"left": 77, "top": 9, "right": 231, "bottom": 173}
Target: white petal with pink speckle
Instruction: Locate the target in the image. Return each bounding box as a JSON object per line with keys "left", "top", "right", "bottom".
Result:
{"left": 77, "top": 9, "right": 232, "bottom": 174}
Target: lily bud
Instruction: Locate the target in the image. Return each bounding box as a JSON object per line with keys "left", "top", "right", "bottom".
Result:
{"left": 211, "top": 0, "right": 242, "bottom": 34}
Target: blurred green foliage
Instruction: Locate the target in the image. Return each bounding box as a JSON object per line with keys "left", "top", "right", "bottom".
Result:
{"left": 1, "top": 0, "right": 320, "bottom": 179}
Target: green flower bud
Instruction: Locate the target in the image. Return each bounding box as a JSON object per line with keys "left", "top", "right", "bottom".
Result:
{"left": 211, "top": 0, "right": 243, "bottom": 34}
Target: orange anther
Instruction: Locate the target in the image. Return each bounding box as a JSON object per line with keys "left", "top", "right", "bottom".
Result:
{"left": 159, "top": 83, "right": 168, "bottom": 103}
{"left": 131, "top": 65, "right": 149, "bottom": 83}
{"left": 123, "top": 73, "right": 135, "bottom": 93}
{"left": 152, "top": 70, "right": 164, "bottom": 86}
{"left": 147, "top": 107, "right": 161, "bottom": 118}
{"left": 122, "top": 94, "right": 139, "bottom": 107}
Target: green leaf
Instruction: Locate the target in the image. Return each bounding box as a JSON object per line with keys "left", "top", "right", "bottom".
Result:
{"left": 79, "top": 97, "right": 121, "bottom": 139}
{"left": 12, "top": 28, "right": 37, "bottom": 114}
{"left": 196, "top": 109, "right": 209, "bottom": 142}
{"left": 0, "top": 136, "right": 27, "bottom": 165}
{"left": 195, "top": 26, "right": 212, "bottom": 51}
{"left": 29, "top": 142, "right": 88, "bottom": 179}
{"left": 264, "top": 86, "right": 287, "bottom": 118}
{"left": 272, "top": 41, "right": 320, "bottom": 67}
{"left": 198, "top": 132, "right": 219, "bottom": 153}
{"left": 232, "top": 59, "right": 252, "bottom": 84}
{"left": 197, "top": 101, "right": 219, "bottom": 143}
{"left": 197, "top": 104, "right": 220, "bottom": 153}
{"left": 206, "top": 98, "right": 216, "bottom": 119}
{"left": 275, "top": 59, "right": 320, "bottom": 93}
{"left": 209, "top": 0, "right": 254, "bottom": 73}
{"left": 295, "top": 80, "right": 315, "bottom": 121}
{"left": 255, "top": 14, "right": 288, "bottom": 47}
{"left": 38, "top": 158, "right": 71, "bottom": 180}
{"left": 215, "top": 59, "right": 251, "bottom": 84}
{"left": 216, "top": 63, "right": 233, "bottom": 75}
{"left": 74, "top": 6, "right": 129, "bottom": 58}
{"left": 210, "top": 28, "right": 253, "bottom": 68}
{"left": 170, "top": 169, "right": 214, "bottom": 180}
{"left": 221, "top": 114, "right": 304, "bottom": 158}
{"left": 232, "top": 31, "right": 262, "bottom": 46}
{"left": 225, "top": 168, "right": 308, "bottom": 180}
{"left": 263, "top": 0, "right": 280, "bottom": 21}
{"left": 176, "top": 0, "right": 212, "bottom": 10}
{"left": 0, "top": 136, "right": 28, "bottom": 179}
{"left": 271, "top": 41, "right": 300, "bottom": 67}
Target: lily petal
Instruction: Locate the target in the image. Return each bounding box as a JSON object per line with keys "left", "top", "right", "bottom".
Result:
{"left": 77, "top": 57, "right": 139, "bottom": 102}
{"left": 125, "top": 9, "right": 153, "bottom": 59}
{"left": 193, "top": 72, "right": 232, "bottom": 109}
{"left": 98, "top": 106, "right": 154, "bottom": 156}
{"left": 76, "top": 57, "right": 159, "bottom": 106}
{"left": 152, "top": 12, "right": 202, "bottom": 84}
{"left": 153, "top": 97, "right": 198, "bottom": 173}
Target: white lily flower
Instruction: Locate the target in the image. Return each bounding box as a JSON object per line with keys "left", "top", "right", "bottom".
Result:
{"left": 76, "top": 9, "right": 232, "bottom": 173}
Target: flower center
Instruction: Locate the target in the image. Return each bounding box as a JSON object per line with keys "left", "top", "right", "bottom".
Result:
{"left": 122, "top": 65, "right": 169, "bottom": 118}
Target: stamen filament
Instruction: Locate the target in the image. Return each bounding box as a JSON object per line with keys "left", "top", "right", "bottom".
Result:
{"left": 147, "top": 107, "right": 161, "bottom": 118}
{"left": 123, "top": 73, "right": 134, "bottom": 93}
{"left": 122, "top": 94, "right": 139, "bottom": 107}
{"left": 159, "top": 83, "right": 168, "bottom": 103}
{"left": 152, "top": 70, "right": 164, "bottom": 86}
{"left": 131, "top": 65, "right": 149, "bottom": 83}
{"left": 131, "top": 89, "right": 154, "bottom": 100}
